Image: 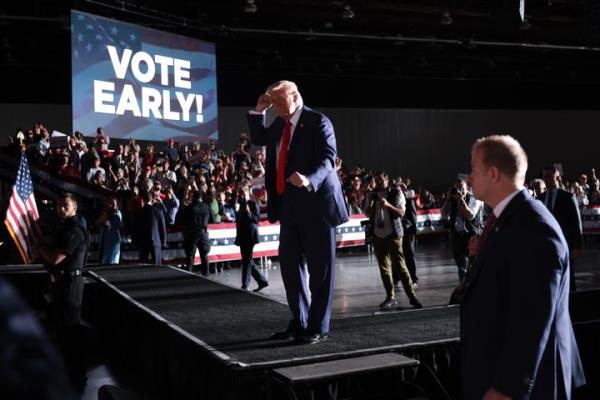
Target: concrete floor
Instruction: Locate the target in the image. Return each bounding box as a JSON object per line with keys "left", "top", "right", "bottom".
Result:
{"left": 206, "top": 235, "right": 600, "bottom": 318}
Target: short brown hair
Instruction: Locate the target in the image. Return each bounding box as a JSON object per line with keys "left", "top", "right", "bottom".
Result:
{"left": 57, "top": 192, "right": 78, "bottom": 209}
{"left": 473, "top": 135, "right": 528, "bottom": 184}
{"left": 58, "top": 192, "right": 77, "bottom": 203}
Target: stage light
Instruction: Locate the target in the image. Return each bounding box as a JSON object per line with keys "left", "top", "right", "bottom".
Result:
{"left": 244, "top": 0, "right": 257, "bottom": 14}
{"left": 342, "top": 4, "right": 355, "bottom": 19}
{"left": 441, "top": 11, "right": 453, "bottom": 25}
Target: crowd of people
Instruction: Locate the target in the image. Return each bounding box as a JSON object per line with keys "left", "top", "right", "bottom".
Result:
{"left": 5, "top": 121, "right": 598, "bottom": 270}
{"left": 8, "top": 123, "right": 452, "bottom": 227}
{"left": 8, "top": 124, "right": 265, "bottom": 231}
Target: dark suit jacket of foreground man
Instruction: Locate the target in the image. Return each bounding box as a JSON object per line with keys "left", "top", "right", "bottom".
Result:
{"left": 247, "top": 105, "right": 348, "bottom": 336}
{"left": 461, "top": 190, "right": 585, "bottom": 400}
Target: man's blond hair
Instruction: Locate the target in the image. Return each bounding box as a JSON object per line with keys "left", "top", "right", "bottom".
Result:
{"left": 473, "top": 135, "right": 528, "bottom": 185}
{"left": 267, "top": 80, "right": 303, "bottom": 104}
{"left": 267, "top": 80, "right": 297, "bottom": 94}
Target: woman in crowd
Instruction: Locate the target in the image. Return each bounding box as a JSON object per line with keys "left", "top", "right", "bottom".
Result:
{"left": 97, "top": 196, "right": 123, "bottom": 265}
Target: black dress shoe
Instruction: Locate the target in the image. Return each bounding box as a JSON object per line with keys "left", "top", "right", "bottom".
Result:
{"left": 270, "top": 329, "right": 296, "bottom": 340}
{"left": 253, "top": 282, "right": 269, "bottom": 292}
{"left": 295, "top": 333, "right": 328, "bottom": 345}
{"left": 409, "top": 297, "right": 423, "bottom": 309}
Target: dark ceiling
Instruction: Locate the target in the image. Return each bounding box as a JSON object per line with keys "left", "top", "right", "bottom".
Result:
{"left": 2, "top": 0, "right": 600, "bottom": 108}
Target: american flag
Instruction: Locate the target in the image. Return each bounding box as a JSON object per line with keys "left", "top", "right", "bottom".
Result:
{"left": 3, "top": 153, "right": 41, "bottom": 264}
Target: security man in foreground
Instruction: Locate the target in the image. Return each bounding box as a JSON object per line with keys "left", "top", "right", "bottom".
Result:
{"left": 35, "top": 192, "right": 89, "bottom": 392}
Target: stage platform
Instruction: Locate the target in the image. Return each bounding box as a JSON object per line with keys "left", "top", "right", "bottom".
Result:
{"left": 3, "top": 252, "right": 599, "bottom": 399}
{"left": 84, "top": 264, "right": 460, "bottom": 399}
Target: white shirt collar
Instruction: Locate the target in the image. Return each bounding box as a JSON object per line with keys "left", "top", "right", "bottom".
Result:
{"left": 288, "top": 106, "right": 302, "bottom": 129}
{"left": 493, "top": 188, "right": 524, "bottom": 218}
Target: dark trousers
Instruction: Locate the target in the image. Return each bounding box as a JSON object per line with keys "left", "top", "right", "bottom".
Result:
{"left": 139, "top": 245, "right": 162, "bottom": 265}
{"left": 240, "top": 243, "right": 267, "bottom": 288}
{"left": 50, "top": 274, "right": 83, "bottom": 327}
{"left": 49, "top": 275, "right": 86, "bottom": 391}
{"left": 402, "top": 233, "right": 418, "bottom": 283}
{"left": 185, "top": 235, "right": 210, "bottom": 275}
{"left": 279, "top": 223, "right": 336, "bottom": 335}
{"left": 450, "top": 231, "right": 470, "bottom": 281}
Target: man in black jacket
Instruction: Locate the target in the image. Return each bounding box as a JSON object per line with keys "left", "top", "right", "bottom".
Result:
{"left": 182, "top": 191, "right": 211, "bottom": 275}
{"left": 35, "top": 192, "right": 88, "bottom": 392}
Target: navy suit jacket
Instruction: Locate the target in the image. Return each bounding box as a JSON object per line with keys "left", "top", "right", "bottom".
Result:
{"left": 460, "top": 190, "right": 585, "bottom": 400}
{"left": 539, "top": 189, "right": 583, "bottom": 252}
{"left": 235, "top": 200, "right": 260, "bottom": 246}
{"left": 247, "top": 106, "right": 348, "bottom": 228}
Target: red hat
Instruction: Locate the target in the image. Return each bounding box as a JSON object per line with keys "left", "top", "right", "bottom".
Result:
{"left": 168, "top": 138, "right": 175, "bottom": 143}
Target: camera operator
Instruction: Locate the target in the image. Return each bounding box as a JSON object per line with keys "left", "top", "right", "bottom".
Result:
{"left": 365, "top": 172, "right": 422, "bottom": 309}
{"left": 234, "top": 186, "right": 269, "bottom": 291}
{"left": 441, "top": 178, "right": 483, "bottom": 281}
{"left": 32, "top": 192, "right": 89, "bottom": 392}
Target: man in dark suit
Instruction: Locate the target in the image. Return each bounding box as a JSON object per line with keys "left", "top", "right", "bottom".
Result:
{"left": 234, "top": 186, "right": 268, "bottom": 291}
{"left": 540, "top": 165, "right": 583, "bottom": 291}
{"left": 133, "top": 191, "right": 166, "bottom": 265}
{"left": 247, "top": 80, "right": 348, "bottom": 344}
{"left": 462, "top": 135, "right": 585, "bottom": 400}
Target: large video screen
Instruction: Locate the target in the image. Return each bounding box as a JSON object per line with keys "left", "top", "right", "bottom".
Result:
{"left": 71, "top": 10, "right": 218, "bottom": 143}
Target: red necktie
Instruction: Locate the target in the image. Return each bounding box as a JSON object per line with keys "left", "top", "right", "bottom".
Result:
{"left": 276, "top": 120, "right": 292, "bottom": 195}
{"left": 479, "top": 213, "right": 498, "bottom": 249}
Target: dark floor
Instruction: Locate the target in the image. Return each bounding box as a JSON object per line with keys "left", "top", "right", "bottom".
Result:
{"left": 81, "top": 234, "right": 600, "bottom": 399}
